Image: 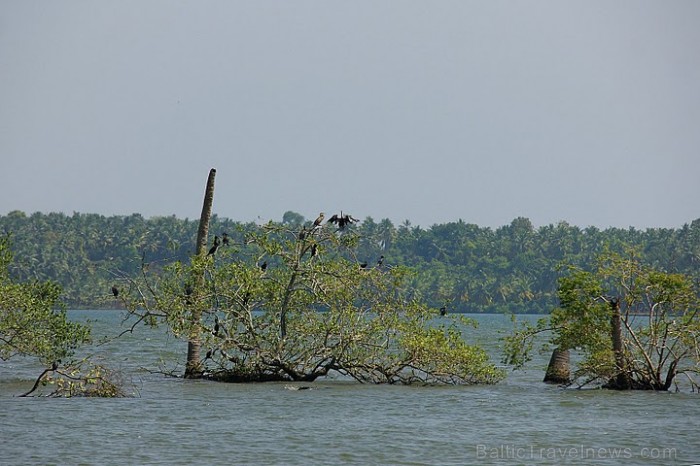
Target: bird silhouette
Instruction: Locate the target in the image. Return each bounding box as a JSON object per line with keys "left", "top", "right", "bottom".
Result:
{"left": 327, "top": 212, "right": 359, "bottom": 230}
{"left": 439, "top": 306, "right": 447, "bottom": 316}
{"left": 376, "top": 255, "right": 385, "bottom": 267}
{"left": 207, "top": 235, "right": 221, "bottom": 256}
{"left": 111, "top": 285, "right": 119, "bottom": 297}
{"left": 359, "top": 262, "right": 368, "bottom": 269}
{"left": 222, "top": 232, "right": 230, "bottom": 246}
{"left": 259, "top": 261, "right": 268, "bottom": 271}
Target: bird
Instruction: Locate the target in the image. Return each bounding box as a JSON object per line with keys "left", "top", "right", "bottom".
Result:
{"left": 359, "top": 262, "right": 368, "bottom": 269}
{"left": 213, "top": 316, "right": 221, "bottom": 336}
{"left": 111, "top": 285, "right": 119, "bottom": 297}
{"left": 312, "top": 213, "right": 325, "bottom": 229}
{"left": 51, "top": 361, "right": 59, "bottom": 371}
{"left": 222, "top": 232, "right": 230, "bottom": 246}
{"left": 298, "top": 228, "right": 307, "bottom": 241}
{"left": 327, "top": 212, "right": 359, "bottom": 230}
{"left": 376, "top": 255, "right": 385, "bottom": 267}
{"left": 439, "top": 306, "right": 447, "bottom": 316}
{"left": 205, "top": 349, "right": 213, "bottom": 359}
{"left": 207, "top": 235, "right": 221, "bottom": 256}
{"left": 259, "top": 261, "right": 268, "bottom": 271}
{"left": 310, "top": 244, "right": 318, "bottom": 257}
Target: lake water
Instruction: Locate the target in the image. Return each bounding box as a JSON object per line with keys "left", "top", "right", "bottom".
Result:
{"left": 1, "top": 311, "right": 698, "bottom": 465}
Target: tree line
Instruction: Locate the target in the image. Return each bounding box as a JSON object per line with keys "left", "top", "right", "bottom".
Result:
{"left": 2, "top": 210, "right": 699, "bottom": 313}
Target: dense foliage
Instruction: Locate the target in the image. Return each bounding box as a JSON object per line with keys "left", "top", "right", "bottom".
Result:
{"left": 117, "top": 222, "right": 503, "bottom": 384}
{"left": 504, "top": 251, "right": 700, "bottom": 391}
{"left": 1, "top": 210, "right": 699, "bottom": 313}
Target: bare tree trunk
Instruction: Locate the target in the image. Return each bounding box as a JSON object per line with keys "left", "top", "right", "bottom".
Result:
{"left": 607, "top": 297, "right": 631, "bottom": 389}
{"left": 184, "top": 168, "right": 216, "bottom": 379}
{"left": 543, "top": 347, "right": 570, "bottom": 384}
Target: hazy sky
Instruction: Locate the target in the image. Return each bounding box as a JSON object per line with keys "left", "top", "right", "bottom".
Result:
{"left": 2, "top": 1, "right": 698, "bottom": 229}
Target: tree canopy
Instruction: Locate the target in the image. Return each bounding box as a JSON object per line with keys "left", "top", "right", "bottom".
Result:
{"left": 115, "top": 222, "right": 503, "bottom": 385}
{"left": 504, "top": 250, "right": 700, "bottom": 391}
{"left": 2, "top": 211, "right": 698, "bottom": 314}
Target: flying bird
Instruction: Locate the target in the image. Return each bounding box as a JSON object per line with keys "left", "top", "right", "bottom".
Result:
{"left": 327, "top": 212, "right": 359, "bottom": 230}
{"left": 111, "top": 285, "right": 119, "bottom": 297}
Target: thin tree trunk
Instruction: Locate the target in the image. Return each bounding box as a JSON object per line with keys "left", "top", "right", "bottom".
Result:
{"left": 543, "top": 347, "right": 570, "bottom": 384}
{"left": 184, "top": 168, "right": 216, "bottom": 379}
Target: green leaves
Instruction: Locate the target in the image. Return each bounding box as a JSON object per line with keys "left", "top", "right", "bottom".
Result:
{"left": 504, "top": 250, "right": 700, "bottom": 390}
{"left": 121, "top": 222, "right": 503, "bottom": 385}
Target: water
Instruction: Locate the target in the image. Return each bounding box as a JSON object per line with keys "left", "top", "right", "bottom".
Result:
{"left": 1, "top": 311, "right": 698, "bottom": 465}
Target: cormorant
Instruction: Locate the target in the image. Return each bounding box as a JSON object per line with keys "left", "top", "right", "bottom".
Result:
{"left": 207, "top": 235, "right": 221, "bottom": 256}
{"left": 222, "top": 232, "right": 230, "bottom": 246}
{"left": 260, "top": 261, "right": 268, "bottom": 271}
{"left": 310, "top": 244, "right": 318, "bottom": 257}
{"left": 205, "top": 349, "right": 213, "bottom": 359}
{"left": 359, "top": 262, "right": 368, "bottom": 269}
{"left": 312, "top": 212, "right": 325, "bottom": 229}
{"left": 439, "top": 306, "right": 447, "bottom": 316}
{"left": 327, "top": 212, "right": 359, "bottom": 230}
{"left": 111, "top": 285, "right": 119, "bottom": 297}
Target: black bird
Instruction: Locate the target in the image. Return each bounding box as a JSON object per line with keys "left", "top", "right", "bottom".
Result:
{"left": 298, "top": 228, "right": 307, "bottom": 240}
{"left": 376, "top": 255, "right": 385, "bottom": 267}
{"left": 359, "top": 262, "right": 368, "bottom": 269}
{"left": 310, "top": 244, "right": 318, "bottom": 257}
{"left": 222, "top": 232, "right": 230, "bottom": 246}
{"left": 260, "top": 261, "right": 268, "bottom": 271}
{"left": 184, "top": 284, "right": 193, "bottom": 305}
{"left": 111, "top": 285, "right": 119, "bottom": 297}
{"left": 205, "top": 349, "right": 213, "bottom": 359}
{"left": 439, "top": 306, "right": 447, "bottom": 316}
{"left": 51, "top": 361, "right": 59, "bottom": 371}
{"left": 207, "top": 235, "right": 221, "bottom": 256}
{"left": 327, "top": 212, "right": 359, "bottom": 230}
{"left": 312, "top": 212, "right": 325, "bottom": 229}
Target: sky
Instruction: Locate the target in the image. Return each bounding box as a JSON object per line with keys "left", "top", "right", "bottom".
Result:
{"left": 1, "top": 1, "right": 699, "bottom": 229}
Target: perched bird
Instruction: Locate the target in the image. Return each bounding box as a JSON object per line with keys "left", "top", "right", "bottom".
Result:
{"left": 310, "top": 244, "right": 318, "bottom": 257}
{"left": 259, "top": 261, "right": 268, "bottom": 271}
{"left": 205, "top": 349, "right": 213, "bottom": 359}
{"left": 312, "top": 212, "right": 325, "bottom": 229}
{"left": 359, "top": 262, "right": 368, "bottom": 269}
{"left": 213, "top": 316, "right": 221, "bottom": 336}
{"left": 222, "top": 232, "right": 230, "bottom": 246}
{"left": 51, "top": 361, "right": 59, "bottom": 371}
{"left": 439, "top": 306, "right": 447, "bottom": 316}
{"left": 298, "top": 228, "right": 307, "bottom": 241}
{"left": 111, "top": 285, "right": 119, "bottom": 297}
{"left": 207, "top": 235, "right": 221, "bottom": 256}
{"left": 376, "top": 255, "right": 385, "bottom": 267}
{"left": 327, "top": 212, "right": 359, "bottom": 230}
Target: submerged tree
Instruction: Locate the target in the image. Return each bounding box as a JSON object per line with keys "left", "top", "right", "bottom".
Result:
{"left": 0, "top": 235, "right": 125, "bottom": 397}
{"left": 120, "top": 220, "right": 503, "bottom": 385}
{"left": 504, "top": 250, "right": 700, "bottom": 391}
